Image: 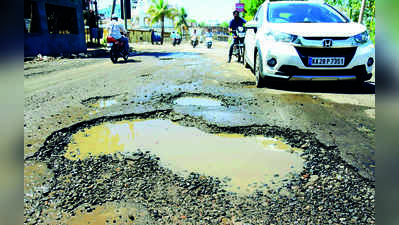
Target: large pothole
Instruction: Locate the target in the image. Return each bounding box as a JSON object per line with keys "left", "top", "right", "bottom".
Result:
{"left": 64, "top": 119, "right": 304, "bottom": 193}
{"left": 173, "top": 97, "right": 222, "bottom": 107}
{"left": 26, "top": 110, "right": 375, "bottom": 224}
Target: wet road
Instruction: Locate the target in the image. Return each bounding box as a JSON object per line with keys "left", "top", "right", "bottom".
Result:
{"left": 24, "top": 41, "right": 375, "bottom": 224}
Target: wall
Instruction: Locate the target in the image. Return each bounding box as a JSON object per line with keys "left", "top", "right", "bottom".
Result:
{"left": 24, "top": 0, "right": 86, "bottom": 56}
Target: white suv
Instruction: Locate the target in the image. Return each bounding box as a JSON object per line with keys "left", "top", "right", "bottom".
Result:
{"left": 243, "top": 1, "right": 375, "bottom": 87}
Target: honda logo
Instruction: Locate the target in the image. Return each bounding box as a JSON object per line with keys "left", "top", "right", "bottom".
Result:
{"left": 323, "top": 39, "right": 333, "bottom": 48}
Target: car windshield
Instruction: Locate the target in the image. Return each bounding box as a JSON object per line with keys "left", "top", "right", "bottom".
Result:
{"left": 267, "top": 3, "right": 348, "bottom": 23}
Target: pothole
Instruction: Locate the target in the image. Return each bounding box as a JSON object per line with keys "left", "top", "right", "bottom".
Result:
{"left": 159, "top": 57, "right": 175, "bottom": 61}
{"left": 65, "top": 119, "right": 303, "bottom": 193}
{"left": 173, "top": 97, "right": 223, "bottom": 107}
{"left": 81, "top": 96, "right": 119, "bottom": 108}
{"left": 26, "top": 110, "right": 375, "bottom": 224}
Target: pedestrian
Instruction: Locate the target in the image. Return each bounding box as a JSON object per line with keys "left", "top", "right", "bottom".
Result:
{"left": 88, "top": 9, "right": 98, "bottom": 44}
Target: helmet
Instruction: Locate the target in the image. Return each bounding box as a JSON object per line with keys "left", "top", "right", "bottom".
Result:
{"left": 111, "top": 13, "right": 118, "bottom": 19}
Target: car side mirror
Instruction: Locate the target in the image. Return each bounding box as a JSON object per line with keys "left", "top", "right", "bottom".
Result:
{"left": 245, "top": 21, "right": 258, "bottom": 33}
{"left": 246, "top": 26, "right": 257, "bottom": 33}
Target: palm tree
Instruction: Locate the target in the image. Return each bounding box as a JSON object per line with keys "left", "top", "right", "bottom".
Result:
{"left": 175, "top": 7, "right": 188, "bottom": 39}
{"left": 147, "top": 0, "right": 177, "bottom": 45}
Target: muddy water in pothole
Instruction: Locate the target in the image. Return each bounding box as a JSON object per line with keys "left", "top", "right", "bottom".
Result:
{"left": 66, "top": 120, "right": 303, "bottom": 193}
{"left": 89, "top": 99, "right": 118, "bottom": 108}
{"left": 173, "top": 97, "right": 222, "bottom": 107}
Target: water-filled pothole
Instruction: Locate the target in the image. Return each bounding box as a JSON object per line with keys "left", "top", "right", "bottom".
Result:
{"left": 173, "top": 97, "right": 222, "bottom": 107}
{"left": 90, "top": 99, "right": 118, "bottom": 108}
{"left": 65, "top": 119, "right": 303, "bottom": 193}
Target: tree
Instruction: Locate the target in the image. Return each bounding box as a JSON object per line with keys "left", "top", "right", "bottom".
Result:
{"left": 358, "top": 0, "right": 366, "bottom": 24}
{"left": 175, "top": 7, "right": 188, "bottom": 37}
{"left": 147, "top": 0, "right": 177, "bottom": 45}
{"left": 325, "top": 0, "right": 375, "bottom": 43}
{"left": 220, "top": 21, "right": 229, "bottom": 29}
{"left": 242, "top": 0, "right": 265, "bottom": 21}
{"left": 199, "top": 21, "right": 207, "bottom": 27}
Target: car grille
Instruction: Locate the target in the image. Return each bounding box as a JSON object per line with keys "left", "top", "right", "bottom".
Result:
{"left": 303, "top": 37, "right": 349, "bottom": 40}
{"left": 277, "top": 65, "right": 368, "bottom": 77}
{"left": 294, "top": 47, "right": 357, "bottom": 67}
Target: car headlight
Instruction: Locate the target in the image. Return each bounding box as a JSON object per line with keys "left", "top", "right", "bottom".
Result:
{"left": 266, "top": 31, "right": 298, "bottom": 43}
{"left": 353, "top": 31, "right": 369, "bottom": 44}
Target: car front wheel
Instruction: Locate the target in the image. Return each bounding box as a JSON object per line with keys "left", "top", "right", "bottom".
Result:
{"left": 254, "top": 51, "right": 265, "bottom": 88}
{"left": 243, "top": 48, "right": 250, "bottom": 68}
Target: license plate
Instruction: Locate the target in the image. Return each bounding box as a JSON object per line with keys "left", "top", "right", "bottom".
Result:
{"left": 308, "top": 57, "right": 345, "bottom": 66}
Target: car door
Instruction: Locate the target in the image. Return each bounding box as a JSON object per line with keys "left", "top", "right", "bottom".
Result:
{"left": 245, "top": 6, "right": 263, "bottom": 68}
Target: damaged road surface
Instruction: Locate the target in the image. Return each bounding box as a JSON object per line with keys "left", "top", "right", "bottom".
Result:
{"left": 24, "top": 43, "right": 375, "bottom": 224}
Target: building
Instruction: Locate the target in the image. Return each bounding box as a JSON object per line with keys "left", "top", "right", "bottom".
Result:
{"left": 24, "top": 0, "right": 86, "bottom": 56}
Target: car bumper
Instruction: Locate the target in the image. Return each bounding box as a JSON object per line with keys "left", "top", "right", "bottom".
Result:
{"left": 260, "top": 41, "right": 375, "bottom": 81}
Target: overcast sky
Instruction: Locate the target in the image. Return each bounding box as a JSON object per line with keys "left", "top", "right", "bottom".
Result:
{"left": 99, "top": 0, "right": 238, "bottom": 23}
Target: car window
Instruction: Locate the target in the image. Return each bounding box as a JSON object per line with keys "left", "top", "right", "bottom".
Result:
{"left": 254, "top": 9, "right": 260, "bottom": 22}
{"left": 267, "top": 3, "right": 348, "bottom": 23}
{"left": 257, "top": 6, "right": 265, "bottom": 26}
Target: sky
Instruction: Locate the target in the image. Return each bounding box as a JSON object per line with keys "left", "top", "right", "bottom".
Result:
{"left": 98, "top": 0, "right": 239, "bottom": 23}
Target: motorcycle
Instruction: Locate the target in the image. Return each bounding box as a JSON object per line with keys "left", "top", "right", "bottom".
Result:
{"left": 232, "top": 26, "right": 246, "bottom": 63}
{"left": 191, "top": 35, "right": 199, "bottom": 48}
{"left": 173, "top": 36, "right": 182, "bottom": 46}
{"left": 107, "top": 36, "right": 129, "bottom": 63}
{"left": 206, "top": 36, "right": 213, "bottom": 49}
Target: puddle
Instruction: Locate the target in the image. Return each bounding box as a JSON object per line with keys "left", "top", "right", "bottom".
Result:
{"left": 173, "top": 97, "right": 222, "bottom": 107}
{"left": 90, "top": 99, "right": 118, "bottom": 108}
{"left": 65, "top": 120, "right": 304, "bottom": 194}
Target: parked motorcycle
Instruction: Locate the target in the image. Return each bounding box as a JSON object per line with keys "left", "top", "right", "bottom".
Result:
{"left": 107, "top": 36, "right": 129, "bottom": 63}
{"left": 232, "top": 26, "right": 246, "bottom": 63}
{"left": 206, "top": 36, "right": 213, "bottom": 49}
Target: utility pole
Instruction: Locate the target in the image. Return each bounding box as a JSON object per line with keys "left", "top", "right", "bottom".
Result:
{"left": 124, "top": 0, "right": 128, "bottom": 30}
{"left": 112, "top": 0, "right": 117, "bottom": 15}
{"left": 94, "top": 0, "right": 99, "bottom": 44}
{"left": 358, "top": 0, "right": 367, "bottom": 24}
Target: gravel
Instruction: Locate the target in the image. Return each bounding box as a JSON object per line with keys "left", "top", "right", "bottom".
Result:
{"left": 24, "top": 110, "right": 375, "bottom": 224}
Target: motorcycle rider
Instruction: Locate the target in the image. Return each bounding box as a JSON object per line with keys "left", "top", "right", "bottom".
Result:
{"left": 227, "top": 10, "right": 246, "bottom": 63}
{"left": 205, "top": 28, "right": 213, "bottom": 48}
{"left": 205, "top": 28, "right": 213, "bottom": 39}
{"left": 191, "top": 29, "right": 199, "bottom": 48}
{"left": 108, "top": 14, "right": 129, "bottom": 54}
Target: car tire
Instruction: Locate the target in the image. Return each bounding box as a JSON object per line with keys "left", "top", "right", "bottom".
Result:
{"left": 243, "top": 48, "right": 250, "bottom": 68}
{"left": 255, "top": 51, "right": 265, "bottom": 88}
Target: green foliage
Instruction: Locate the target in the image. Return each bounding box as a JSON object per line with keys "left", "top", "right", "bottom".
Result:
{"left": 175, "top": 7, "right": 189, "bottom": 34}
{"left": 242, "top": 0, "right": 265, "bottom": 21}
{"left": 220, "top": 21, "right": 229, "bottom": 28}
{"left": 147, "top": 0, "right": 177, "bottom": 44}
{"left": 147, "top": 0, "right": 177, "bottom": 25}
{"left": 325, "top": 0, "right": 375, "bottom": 43}
{"left": 199, "top": 22, "right": 207, "bottom": 27}
{"left": 187, "top": 19, "right": 197, "bottom": 25}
